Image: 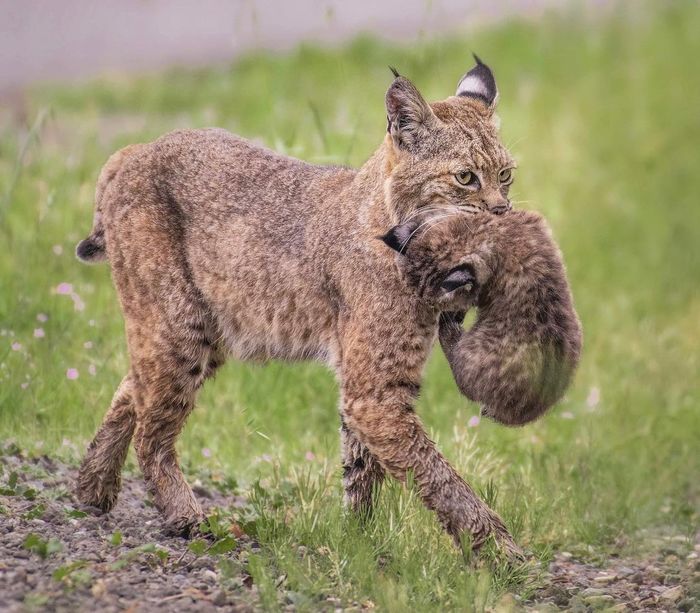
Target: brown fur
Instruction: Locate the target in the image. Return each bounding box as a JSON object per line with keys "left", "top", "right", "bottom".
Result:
{"left": 383, "top": 210, "right": 582, "bottom": 427}
{"left": 75, "top": 64, "right": 529, "bottom": 554}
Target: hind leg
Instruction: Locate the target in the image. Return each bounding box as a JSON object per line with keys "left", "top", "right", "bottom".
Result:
{"left": 128, "top": 315, "right": 220, "bottom": 536}
{"left": 76, "top": 374, "right": 136, "bottom": 511}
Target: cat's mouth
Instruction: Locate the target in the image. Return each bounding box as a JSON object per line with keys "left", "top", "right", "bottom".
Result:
{"left": 459, "top": 205, "right": 485, "bottom": 215}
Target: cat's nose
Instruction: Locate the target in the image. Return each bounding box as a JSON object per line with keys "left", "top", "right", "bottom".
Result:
{"left": 489, "top": 203, "right": 509, "bottom": 215}
{"left": 481, "top": 196, "right": 510, "bottom": 215}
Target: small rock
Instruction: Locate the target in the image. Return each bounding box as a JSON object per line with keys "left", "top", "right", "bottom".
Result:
{"left": 659, "top": 585, "right": 683, "bottom": 604}
{"left": 212, "top": 590, "right": 227, "bottom": 606}
{"left": 91, "top": 580, "right": 107, "bottom": 599}
{"left": 191, "top": 558, "right": 214, "bottom": 570}
{"left": 581, "top": 588, "right": 605, "bottom": 597}
{"left": 630, "top": 572, "right": 645, "bottom": 584}
{"left": 559, "top": 551, "right": 573, "bottom": 560}
{"left": 593, "top": 573, "right": 617, "bottom": 584}
{"left": 645, "top": 565, "right": 664, "bottom": 582}
{"left": 583, "top": 594, "right": 615, "bottom": 609}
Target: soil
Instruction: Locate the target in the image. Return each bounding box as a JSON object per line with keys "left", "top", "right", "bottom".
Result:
{"left": 1, "top": 452, "right": 698, "bottom": 612}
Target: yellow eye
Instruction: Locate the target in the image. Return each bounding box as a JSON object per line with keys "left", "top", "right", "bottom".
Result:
{"left": 455, "top": 171, "right": 475, "bottom": 186}
{"left": 498, "top": 168, "right": 513, "bottom": 184}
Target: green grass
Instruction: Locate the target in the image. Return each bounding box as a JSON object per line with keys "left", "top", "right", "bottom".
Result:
{"left": 1, "top": 2, "right": 699, "bottom": 609}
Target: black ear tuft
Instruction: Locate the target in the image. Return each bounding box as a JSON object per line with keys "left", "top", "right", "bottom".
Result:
{"left": 389, "top": 65, "right": 400, "bottom": 79}
{"left": 455, "top": 54, "right": 498, "bottom": 107}
{"left": 379, "top": 220, "right": 419, "bottom": 254}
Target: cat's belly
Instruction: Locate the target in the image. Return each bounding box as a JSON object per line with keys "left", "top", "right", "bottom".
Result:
{"left": 214, "top": 302, "right": 336, "bottom": 365}
{"left": 191, "top": 257, "right": 338, "bottom": 366}
{"left": 186, "top": 209, "right": 340, "bottom": 366}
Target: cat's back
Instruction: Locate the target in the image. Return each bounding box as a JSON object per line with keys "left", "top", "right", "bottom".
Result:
{"left": 150, "top": 128, "right": 339, "bottom": 214}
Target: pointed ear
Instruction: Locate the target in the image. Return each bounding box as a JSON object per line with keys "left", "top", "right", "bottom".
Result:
{"left": 440, "top": 266, "right": 476, "bottom": 293}
{"left": 456, "top": 54, "right": 498, "bottom": 108}
{"left": 386, "top": 72, "right": 437, "bottom": 151}
{"left": 379, "top": 219, "right": 420, "bottom": 254}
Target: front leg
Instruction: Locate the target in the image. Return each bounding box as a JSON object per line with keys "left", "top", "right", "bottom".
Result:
{"left": 339, "top": 314, "right": 520, "bottom": 556}
{"left": 340, "top": 421, "right": 385, "bottom": 517}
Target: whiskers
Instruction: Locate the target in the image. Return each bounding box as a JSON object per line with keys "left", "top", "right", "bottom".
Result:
{"left": 400, "top": 206, "right": 475, "bottom": 250}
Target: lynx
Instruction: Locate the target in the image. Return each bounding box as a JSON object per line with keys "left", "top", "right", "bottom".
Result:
{"left": 74, "top": 58, "right": 569, "bottom": 555}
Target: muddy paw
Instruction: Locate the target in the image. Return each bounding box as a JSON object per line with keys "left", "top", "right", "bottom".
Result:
{"left": 163, "top": 513, "right": 206, "bottom": 538}
{"left": 74, "top": 475, "right": 120, "bottom": 513}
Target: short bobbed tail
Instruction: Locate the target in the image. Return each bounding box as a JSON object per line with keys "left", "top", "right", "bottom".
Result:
{"left": 75, "top": 143, "right": 144, "bottom": 265}
{"left": 76, "top": 232, "right": 106, "bottom": 263}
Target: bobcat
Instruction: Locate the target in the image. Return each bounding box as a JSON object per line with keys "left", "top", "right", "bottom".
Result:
{"left": 74, "top": 57, "right": 561, "bottom": 555}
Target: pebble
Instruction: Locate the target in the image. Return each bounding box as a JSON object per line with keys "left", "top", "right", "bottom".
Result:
{"left": 582, "top": 593, "right": 615, "bottom": 609}
{"left": 593, "top": 573, "right": 617, "bottom": 584}
{"left": 659, "top": 585, "right": 683, "bottom": 604}
{"left": 580, "top": 587, "right": 605, "bottom": 597}
{"left": 630, "top": 571, "right": 645, "bottom": 584}
{"left": 211, "top": 590, "right": 228, "bottom": 606}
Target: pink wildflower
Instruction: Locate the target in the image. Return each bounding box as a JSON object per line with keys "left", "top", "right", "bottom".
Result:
{"left": 37, "top": 313, "right": 48, "bottom": 322}
{"left": 56, "top": 283, "right": 73, "bottom": 295}
{"left": 88, "top": 364, "right": 97, "bottom": 376}
{"left": 34, "top": 328, "right": 45, "bottom": 338}
{"left": 66, "top": 368, "right": 79, "bottom": 380}
{"left": 467, "top": 415, "right": 480, "bottom": 428}
{"left": 305, "top": 451, "right": 316, "bottom": 461}
{"left": 201, "top": 447, "right": 212, "bottom": 458}
{"left": 83, "top": 341, "right": 93, "bottom": 349}
{"left": 11, "top": 342, "right": 21, "bottom": 351}
{"left": 71, "top": 294, "right": 85, "bottom": 312}
{"left": 586, "top": 387, "right": 600, "bottom": 410}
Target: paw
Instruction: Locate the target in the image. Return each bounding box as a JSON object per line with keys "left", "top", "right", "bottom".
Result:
{"left": 438, "top": 311, "right": 465, "bottom": 347}
{"left": 494, "top": 532, "right": 526, "bottom": 563}
{"left": 75, "top": 473, "right": 121, "bottom": 513}
{"left": 163, "top": 512, "right": 206, "bottom": 538}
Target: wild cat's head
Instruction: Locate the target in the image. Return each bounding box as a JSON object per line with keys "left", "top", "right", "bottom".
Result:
{"left": 381, "top": 210, "right": 583, "bottom": 427}
{"left": 383, "top": 56, "right": 516, "bottom": 223}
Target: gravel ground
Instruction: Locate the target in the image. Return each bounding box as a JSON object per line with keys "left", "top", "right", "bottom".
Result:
{"left": 0, "top": 452, "right": 255, "bottom": 612}
{"left": 1, "top": 451, "right": 698, "bottom": 612}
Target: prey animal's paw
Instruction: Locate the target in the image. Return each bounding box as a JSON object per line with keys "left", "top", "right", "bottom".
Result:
{"left": 438, "top": 311, "right": 466, "bottom": 348}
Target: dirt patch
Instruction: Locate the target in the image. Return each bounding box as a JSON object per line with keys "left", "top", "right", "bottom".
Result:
{"left": 1, "top": 452, "right": 698, "bottom": 612}
{"left": 0, "top": 452, "right": 255, "bottom": 612}
{"left": 530, "top": 546, "right": 699, "bottom": 612}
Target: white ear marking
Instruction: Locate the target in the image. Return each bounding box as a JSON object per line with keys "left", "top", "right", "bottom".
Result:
{"left": 456, "top": 54, "right": 498, "bottom": 107}
{"left": 457, "top": 74, "right": 489, "bottom": 99}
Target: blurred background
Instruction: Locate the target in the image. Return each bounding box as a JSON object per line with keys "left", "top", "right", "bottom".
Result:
{"left": 1, "top": 0, "right": 698, "bottom": 609}
{"left": 1, "top": 0, "right": 611, "bottom": 97}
